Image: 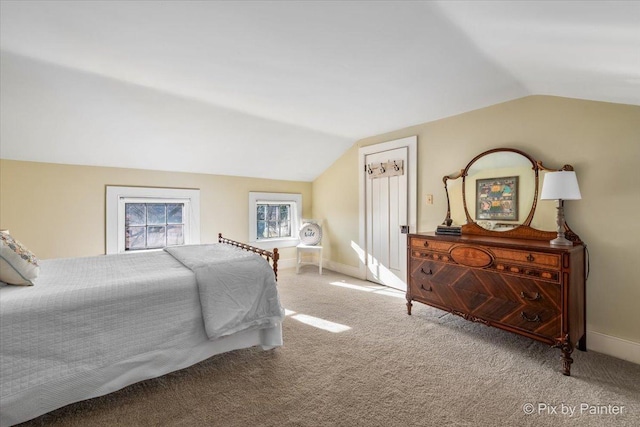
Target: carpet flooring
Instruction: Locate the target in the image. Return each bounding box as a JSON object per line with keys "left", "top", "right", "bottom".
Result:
{"left": 17, "top": 268, "right": 640, "bottom": 426}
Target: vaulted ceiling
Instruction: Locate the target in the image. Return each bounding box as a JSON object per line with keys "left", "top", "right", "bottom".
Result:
{"left": 1, "top": 1, "right": 638, "bottom": 181}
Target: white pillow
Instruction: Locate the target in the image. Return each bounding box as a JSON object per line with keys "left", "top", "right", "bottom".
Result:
{"left": 0, "top": 231, "right": 40, "bottom": 286}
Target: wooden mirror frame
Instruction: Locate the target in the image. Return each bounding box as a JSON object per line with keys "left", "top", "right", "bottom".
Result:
{"left": 442, "top": 147, "right": 582, "bottom": 243}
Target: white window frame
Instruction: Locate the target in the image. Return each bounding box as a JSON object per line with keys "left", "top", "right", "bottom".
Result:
{"left": 106, "top": 186, "right": 200, "bottom": 254}
{"left": 249, "top": 192, "right": 302, "bottom": 249}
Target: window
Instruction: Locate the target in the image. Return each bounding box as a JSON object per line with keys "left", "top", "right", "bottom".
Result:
{"left": 249, "top": 192, "right": 301, "bottom": 249}
{"left": 257, "top": 203, "right": 292, "bottom": 240}
{"left": 124, "top": 201, "right": 186, "bottom": 251}
{"left": 107, "top": 187, "right": 200, "bottom": 254}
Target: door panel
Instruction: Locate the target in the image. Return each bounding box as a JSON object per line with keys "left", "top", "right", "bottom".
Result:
{"left": 365, "top": 147, "right": 407, "bottom": 290}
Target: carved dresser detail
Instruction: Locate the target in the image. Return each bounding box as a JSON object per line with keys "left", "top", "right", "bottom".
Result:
{"left": 411, "top": 147, "right": 587, "bottom": 376}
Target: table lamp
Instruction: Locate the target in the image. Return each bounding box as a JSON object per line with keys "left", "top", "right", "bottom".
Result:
{"left": 540, "top": 170, "right": 582, "bottom": 246}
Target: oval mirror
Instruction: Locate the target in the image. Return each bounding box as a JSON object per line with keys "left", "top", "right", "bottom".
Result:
{"left": 462, "top": 149, "right": 537, "bottom": 231}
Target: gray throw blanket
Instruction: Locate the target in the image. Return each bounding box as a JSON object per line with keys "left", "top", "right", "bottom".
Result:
{"left": 165, "top": 244, "right": 284, "bottom": 339}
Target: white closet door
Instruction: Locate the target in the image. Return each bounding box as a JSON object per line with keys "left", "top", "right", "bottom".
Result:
{"left": 365, "top": 147, "right": 408, "bottom": 290}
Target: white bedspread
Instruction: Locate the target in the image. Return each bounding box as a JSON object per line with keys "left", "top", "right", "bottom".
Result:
{"left": 0, "top": 247, "right": 283, "bottom": 427}
{"left": 165, "top": 244, "right": 284, "bottom": 339}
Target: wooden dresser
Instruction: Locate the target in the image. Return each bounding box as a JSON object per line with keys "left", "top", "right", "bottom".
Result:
{"left": 407, "top": 232, "right": 586, "bottom": 375}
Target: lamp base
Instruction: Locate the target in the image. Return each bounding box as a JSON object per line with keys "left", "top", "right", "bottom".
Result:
{"left": 549, "top": 200, "right": 574, "bottom": 246}
{"left": 550, "top": 236, "right": 573, "bottom": 246}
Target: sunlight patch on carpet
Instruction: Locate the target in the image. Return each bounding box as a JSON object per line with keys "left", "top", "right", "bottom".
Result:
{"left": 329, "top": 281, "right": 383, "bottom": 291}
{"left": 329, "top": 281, "right": 405, "bottom": 299}
{"left": 290, "top": 314, "right": 351, "bottom": 333}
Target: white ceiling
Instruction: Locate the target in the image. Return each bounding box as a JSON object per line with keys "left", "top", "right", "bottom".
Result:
{"left": 1, "top": 1, "right": 638, "bottom": 181}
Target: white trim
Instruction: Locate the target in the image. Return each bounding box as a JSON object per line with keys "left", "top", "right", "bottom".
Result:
{"left": 358, "top": 136, "right": 418, "bottom": 281}
{"left": 249, "top": 192, "right": 302, "bottom": 250}
{"left": 277, "top": 257, "right": 298, "bottom": 270}
{"left": 106, "top": 186, "right": 200, "bottom": 254}
{"left": 277, "top": 259, "right": 361, "bottom": 277}
{"left": 587, "top": 331, "right": 640, "bottom": 365}
{"left": 324, "top": 259, "right": 363, "bottom": 279}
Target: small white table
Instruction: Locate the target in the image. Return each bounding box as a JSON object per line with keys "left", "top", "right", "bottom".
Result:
{"left": 296, "top": 244, "right": 323, "bottom": 275}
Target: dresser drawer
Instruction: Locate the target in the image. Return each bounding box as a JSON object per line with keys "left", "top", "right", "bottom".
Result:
{"left": 409, "top": 259, "right": 465, "bottom": 311}
{"left": 493, "top": 263, "right": 560, "bottom": 283}
{"left": 500, "top": 305, "right": 561, "bottom": 338}
{"left": 409, "top": 278, "right": 442, "bottom": 305}
{"left": 451, "top": 287, "right": 560, "bottom": 339}
{"left": 410, "top": 249, "right": 452, "bottom": 263}
{"left": 409, "top": 258, "right": 468, "bottom": 289}
{"left": 490, "top": 247, "right": 561, "bottom": 270}
{"left": 409, "top": 278, "right": 470, "bottom": 313}
{"left": 410, "top": 270, "right": 561, "bottom": 339}
{"left": 410, "top": 237, "right": 454, "bottom": 253}
{"left": 412, "top": 246, "right": 561, "bottom": 284}
{"left": 453, "top": 268, "right": 561, "bottom": 311}
{"left": 509, "top": 280, "right": 561, "bottom": 312}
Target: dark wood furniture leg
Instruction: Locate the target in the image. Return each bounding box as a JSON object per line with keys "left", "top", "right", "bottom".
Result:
{"left": 553, "top": 335, "right": 574, "bottom": 376}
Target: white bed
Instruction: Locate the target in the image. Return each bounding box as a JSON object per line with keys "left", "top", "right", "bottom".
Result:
{"left": 0, "top": 240, "right": 284, "bottom": 427}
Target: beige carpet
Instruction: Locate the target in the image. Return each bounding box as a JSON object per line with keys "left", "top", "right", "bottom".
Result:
{"left": 18, "top": 268, "right": 640, "bottom": 427}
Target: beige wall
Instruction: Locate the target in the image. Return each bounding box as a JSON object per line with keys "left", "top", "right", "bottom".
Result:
{"left": 0, "top": 160, "right": 311, "bottom": 261}
{"left": 312, "top": 95, "right": 640, "bottom": 344}
{"left": 312, "top": 144, "right": 361, "bottom": 268}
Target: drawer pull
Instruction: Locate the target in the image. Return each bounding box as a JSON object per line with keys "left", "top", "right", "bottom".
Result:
{"left": 423, "top": 241, "right": 429, "bottom": 247}
{"left": 421, "top": 268, "right": 433, "bottom": 275}
{"left": 520, "top": 312, "right": 541, "bottom": 323}
{"left": 520, "top": 291, "right": 541, "bottom": 301}
{"left": 421, "top": 284, "right": 433, "bottom": 292}
{"left": 526, "top": 254, "right": 535, "bottom": 262}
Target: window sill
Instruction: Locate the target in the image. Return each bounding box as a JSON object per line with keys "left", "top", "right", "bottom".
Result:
{"left": 250, "top": 238, "right": 299, "bottom": 250}
{"left": 117, "top": 248, "right": 165, "bottom": 255}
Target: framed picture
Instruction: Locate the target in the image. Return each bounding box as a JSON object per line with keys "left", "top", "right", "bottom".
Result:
{"left": 476, "top": 176, "right": 518, "bottom": 221}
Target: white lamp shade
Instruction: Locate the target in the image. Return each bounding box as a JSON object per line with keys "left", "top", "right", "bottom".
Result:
{"left": 540, "top": 171, "right": 582, "bottom": 200}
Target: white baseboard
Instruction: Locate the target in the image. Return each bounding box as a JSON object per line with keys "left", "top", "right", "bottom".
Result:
{"left": 278, "top": 258, "right": 297, "bottom": 270}
{"left": 323, "top": 259, "right": 364, "bottom": 279}
{"left": 587, "top": 331, "right": 640, "bottom": 365}
{"left": 280, "top": 256, "right": 364, "bottom": 279}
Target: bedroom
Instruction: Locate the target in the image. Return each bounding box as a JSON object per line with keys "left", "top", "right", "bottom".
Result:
{"left": 1, "top": 1, "right": 639, "bottom": 426}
